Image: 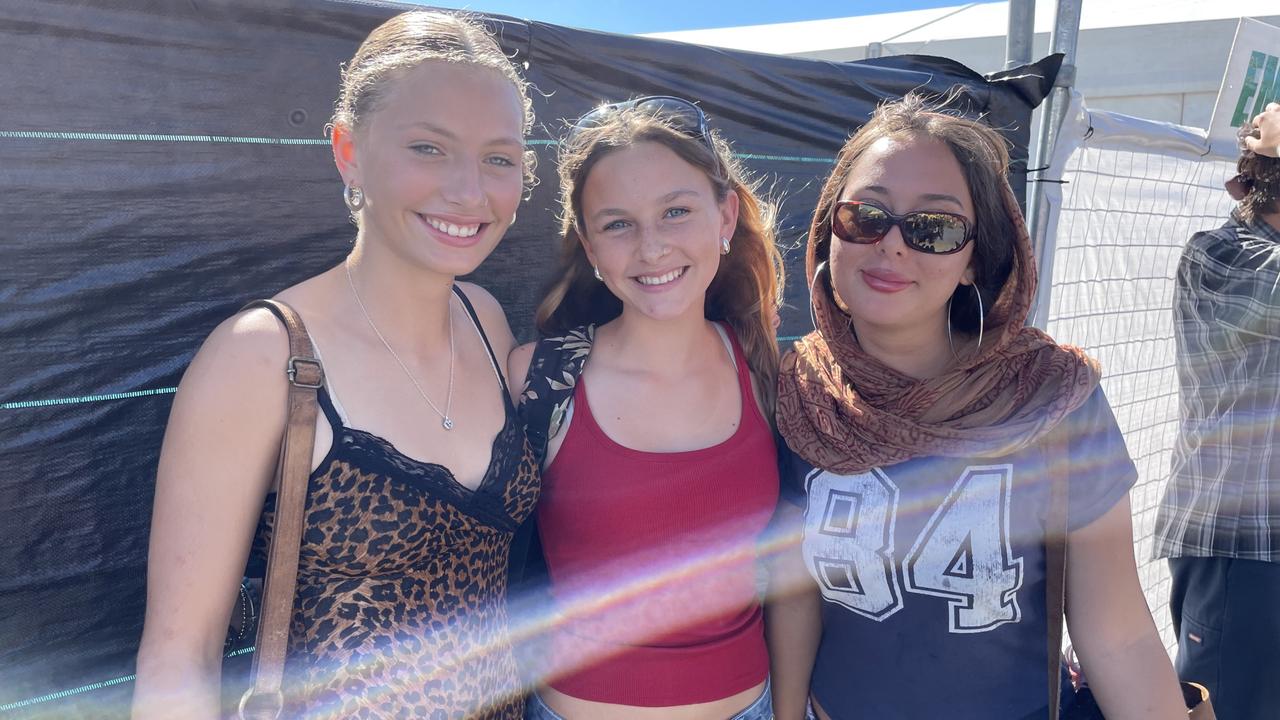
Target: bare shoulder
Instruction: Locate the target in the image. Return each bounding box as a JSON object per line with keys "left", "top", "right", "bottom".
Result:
{"left": 194, "top": 307, "right": 291, "bottom": 381}
{"left": 171, "top": 307, "right": 294, "bottom": 441}
{"left": 456, "top": 281, "right": 515, "bottom": 357}
{"left": 456, "top": 281, "right": 508, "bottom": 325}
{"left": 506, "top": 341, "right": 537, "bottom": 401}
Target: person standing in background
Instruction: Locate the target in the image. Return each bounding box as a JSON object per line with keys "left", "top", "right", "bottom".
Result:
{"left": 1153, "top": 101, "right": 1280, "bottom": 720}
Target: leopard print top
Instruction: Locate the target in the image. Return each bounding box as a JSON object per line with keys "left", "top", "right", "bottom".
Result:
{"left": 250, "top": 287, "right": 540, "bottom": 719}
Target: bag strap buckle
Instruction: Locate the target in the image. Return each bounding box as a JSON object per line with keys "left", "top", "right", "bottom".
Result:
{"left": 286, "top": 356, "right": 324, "bottom": 389}
{"left": 238, "top": 688, "right": 284, "bottom": 720}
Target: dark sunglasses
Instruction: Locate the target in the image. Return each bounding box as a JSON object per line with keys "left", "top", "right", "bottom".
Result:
{"left": 830, "top": 201, "right": 973, "bottom": 255}
{"left": 567, "top": 95, "right": 711, "bottom": 149}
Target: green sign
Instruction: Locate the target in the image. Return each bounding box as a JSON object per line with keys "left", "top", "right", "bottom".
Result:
{"left": 1211, "top": 19, "right": 1280, "bottom": 145}
{"left": 1232, "top": 50, "right": 1280, "bottom": 127}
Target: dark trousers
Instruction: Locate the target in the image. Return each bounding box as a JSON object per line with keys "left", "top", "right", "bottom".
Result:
{"left": 1168, "top": 556, "right": 1280, "bottom": 720}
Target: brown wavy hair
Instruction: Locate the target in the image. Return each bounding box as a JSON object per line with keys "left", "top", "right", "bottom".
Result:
{"left": 535, "top": 104, "right": 784, "bottom": 409}
{"left": 1234, "top": 134, "right": 1280, "bottom": 224}
{"left": 328, "top": 10, "right": 536, "bottom": 188}
{"left": 811, "top": 92, "right": 1017, "bottom": 335}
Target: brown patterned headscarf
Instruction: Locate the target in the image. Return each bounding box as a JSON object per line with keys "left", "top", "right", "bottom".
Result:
{"left": 776, "top": 100, "right": 1100, "bottom": 474}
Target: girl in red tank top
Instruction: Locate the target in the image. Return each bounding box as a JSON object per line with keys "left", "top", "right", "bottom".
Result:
{"left": 509, "top": 97, "right": 784, "bottom": 720}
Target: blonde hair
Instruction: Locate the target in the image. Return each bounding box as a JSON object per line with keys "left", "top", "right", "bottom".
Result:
{"left": 330, "top": 10, "right": 536, "bottom": 187}
{"left": 535, "top": 105, "right": 784, "bottom": 410}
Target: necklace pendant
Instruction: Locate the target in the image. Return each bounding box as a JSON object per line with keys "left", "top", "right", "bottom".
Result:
{"left": 442, "top": 416, "right": 454, "bottom": 431}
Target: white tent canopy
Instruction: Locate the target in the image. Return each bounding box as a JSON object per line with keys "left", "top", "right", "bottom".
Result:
{"left": 647, "top": 0, "right": 1280, "bottom": 128}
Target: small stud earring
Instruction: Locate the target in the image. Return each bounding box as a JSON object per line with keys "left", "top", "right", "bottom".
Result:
{"left": 720, "top": 236, "right": 731, "bottom": 255}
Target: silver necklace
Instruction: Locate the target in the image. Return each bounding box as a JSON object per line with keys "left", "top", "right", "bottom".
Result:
{"left": 345, "top": 263, "right": 456, "bottom": 430}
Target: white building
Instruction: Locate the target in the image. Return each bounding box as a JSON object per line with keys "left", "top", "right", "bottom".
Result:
{"left": 647, "top": 0, "right": 1280, "bottom": 129}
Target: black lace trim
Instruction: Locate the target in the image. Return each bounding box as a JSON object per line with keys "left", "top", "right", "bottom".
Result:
{"left": 328, "top": 412, "right": 523, "bottom": 532}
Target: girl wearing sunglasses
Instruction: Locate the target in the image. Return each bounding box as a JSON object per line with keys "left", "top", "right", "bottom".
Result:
{"left": 509, "top": 97, "right": 783, "bottom": 720}
{"left": 767, "top": 95, "right": 1185, "bottom": 719}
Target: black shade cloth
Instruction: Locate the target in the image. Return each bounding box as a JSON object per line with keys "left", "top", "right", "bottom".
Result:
{"left": 0, "top": 0, "right": 1056, "bottom": 715}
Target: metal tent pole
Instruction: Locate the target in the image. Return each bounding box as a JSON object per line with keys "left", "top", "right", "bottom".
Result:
{"left": 1025, "top": 0, "right": 1082, "bottom": 326}
{"left": 1004, "top": 0, "right": 1035, "bottom": 69}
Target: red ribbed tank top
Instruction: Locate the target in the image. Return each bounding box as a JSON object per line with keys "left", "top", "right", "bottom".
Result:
{"left": 536, "top": 324, "right": 778, "bottom": 707}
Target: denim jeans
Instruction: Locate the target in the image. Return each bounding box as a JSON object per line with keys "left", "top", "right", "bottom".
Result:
{"left": 525, "top": 677, "right": 773, "bottom": 720}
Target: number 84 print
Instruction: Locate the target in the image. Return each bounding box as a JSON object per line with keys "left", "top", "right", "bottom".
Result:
{"left": 803, "top": 465, "right": 1025, "bottom": 634}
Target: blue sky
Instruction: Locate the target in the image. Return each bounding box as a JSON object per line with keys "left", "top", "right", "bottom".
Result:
{"left": 420, "top": 0, "right": 971, "bottom": 34}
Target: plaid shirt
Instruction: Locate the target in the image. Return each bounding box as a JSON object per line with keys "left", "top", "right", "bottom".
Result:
{"left": 1155, "top": 212, "right": 1280, "bottom": 562}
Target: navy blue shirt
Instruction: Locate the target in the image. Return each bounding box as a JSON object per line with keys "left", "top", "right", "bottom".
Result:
{"left": 781, "top": 388, "right": 1135, "bottom": 719}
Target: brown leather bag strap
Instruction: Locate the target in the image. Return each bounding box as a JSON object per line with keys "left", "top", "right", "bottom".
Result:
{"left": 1044, "top": 423, "right": 1070, "bottom": 720}
{"left": 236, "top": 299, "right": 323, "bottom": 720}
